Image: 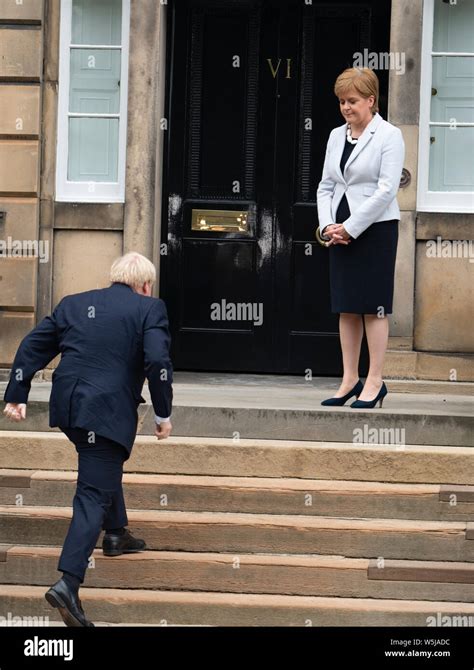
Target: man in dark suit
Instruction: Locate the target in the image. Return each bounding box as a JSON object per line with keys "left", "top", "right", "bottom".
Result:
{"left": 3, "top": 252, "right": 173, "bottom": 627}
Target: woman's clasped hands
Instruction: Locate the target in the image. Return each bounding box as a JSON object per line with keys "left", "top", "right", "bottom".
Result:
{"left": 323, "top": 224, "right": 352, "bottom": 246}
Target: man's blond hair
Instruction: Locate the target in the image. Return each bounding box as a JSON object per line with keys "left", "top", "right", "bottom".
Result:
{"left": 110, "top": 252, "right": 156, "bottom": 289}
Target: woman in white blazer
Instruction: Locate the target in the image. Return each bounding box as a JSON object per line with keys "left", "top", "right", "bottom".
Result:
{"left": 316, "top": 67, "right": 405, "bottom": 409}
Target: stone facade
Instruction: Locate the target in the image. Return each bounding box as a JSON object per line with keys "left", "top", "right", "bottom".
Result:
{"left": 0, "top": 0, "right": 472, "bottom": 380}
{"left": 0, "top": 0, "right": 43, "bottom": 367}
{"left": 385, "top": 0, "right": 473, "bottom": 380}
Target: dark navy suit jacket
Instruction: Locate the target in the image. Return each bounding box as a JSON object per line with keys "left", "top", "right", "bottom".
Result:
{"left": 3, "top": 282, "right": 173, "bottom": 454}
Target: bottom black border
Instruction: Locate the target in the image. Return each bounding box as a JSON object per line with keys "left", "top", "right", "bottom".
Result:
{"left": 0, "top": 626, "right": 472, "bottom": 668}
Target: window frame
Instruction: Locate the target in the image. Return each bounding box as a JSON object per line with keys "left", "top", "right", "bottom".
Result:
{"left": 417, "top": 0, "right": 474, "bottom": 212}
{"left": 56, "top": 0, "right": 130, "bottom": 203}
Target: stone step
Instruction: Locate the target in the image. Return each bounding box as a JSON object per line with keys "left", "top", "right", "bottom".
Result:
{"left": 1, "top": 469, "right": 473, "bottom": 521}
{"left": 1, "top": 506, "right": 472, "bottom": 562}
{"left": 1, "top": 379, "right": 472, "bottom": 446}
{"left": 3, "top": 369, "right": 472, "bottom": 394}
{"left": 0, "top": 432, "right": 472, "bottom": 484}
{"left": 1, "top": 545, "right": 473, "bottom": 603}
{"left": 1, "top": 584, "right": 473, "bottom": 626}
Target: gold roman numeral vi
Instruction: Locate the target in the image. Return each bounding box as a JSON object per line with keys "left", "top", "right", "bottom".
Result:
{"left": 267, "top": 58, "right": 292, "bottom": 79}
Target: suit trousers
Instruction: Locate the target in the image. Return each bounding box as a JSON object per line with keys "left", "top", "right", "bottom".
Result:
{"left": 57, "top": 427, "right": 129, "bottom": 581}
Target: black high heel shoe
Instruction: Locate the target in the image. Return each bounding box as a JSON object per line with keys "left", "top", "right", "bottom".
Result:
{"left": 321, "top": 379, "right": 363, "bottom": 406}
{"left": 350, "top": 382, "right": 388, "bottom": 409}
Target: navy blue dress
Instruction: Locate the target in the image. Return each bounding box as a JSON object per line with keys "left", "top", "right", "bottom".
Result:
{"left": 328, "top": 138, "right": 399, "bottom": 315}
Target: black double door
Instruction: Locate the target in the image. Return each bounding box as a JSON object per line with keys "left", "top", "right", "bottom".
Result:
{"left": 161, "top": 0, "right": 391, "bottom": 374}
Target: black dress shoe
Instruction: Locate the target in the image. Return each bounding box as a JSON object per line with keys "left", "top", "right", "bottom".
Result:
{"left": 321, "top": 379, "right": 364, "bottom": 406}
{"left": 102, "top": 528, "right": 146, "bottom": 556}
{"left": 351, "top": 381, "right": 388, "bottom": 409}
{"left": 45, "top": 578, "right": 94, "bottom": 627}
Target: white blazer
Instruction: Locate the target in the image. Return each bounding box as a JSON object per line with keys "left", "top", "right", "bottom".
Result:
{"left": 316, "top": 112, "right": 405, "bottom": 240}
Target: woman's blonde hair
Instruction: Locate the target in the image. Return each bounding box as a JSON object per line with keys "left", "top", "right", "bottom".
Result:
{"left": 110, "top": 252, "right": 156, "bottom": 289}
{"left": 334, "top": 67, "right": 379, "bottom": 114}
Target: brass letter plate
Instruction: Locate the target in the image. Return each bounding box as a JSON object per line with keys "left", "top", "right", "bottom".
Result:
{"left": 191, "top": 209, "right": 249, "bottom": 233}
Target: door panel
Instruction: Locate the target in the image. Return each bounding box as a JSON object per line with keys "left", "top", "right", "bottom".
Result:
{"left": 162, "top": 0, "right": 392, "bottom": 374}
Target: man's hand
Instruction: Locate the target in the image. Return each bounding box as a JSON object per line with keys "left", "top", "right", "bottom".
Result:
{"left": 3, "top": 403, "right": 27, "bottom": 422}
{"left": 155, "top": 419, "right": 172, "bottom": 440}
